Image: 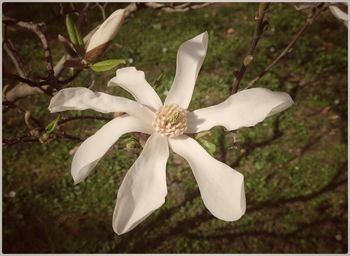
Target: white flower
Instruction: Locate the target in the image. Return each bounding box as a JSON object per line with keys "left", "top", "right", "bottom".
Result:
{"left": 49, "top": 32, "right": 294, "bottom": 235}
{"left": 85, "top": 9, "right": 125, "bottom": 62}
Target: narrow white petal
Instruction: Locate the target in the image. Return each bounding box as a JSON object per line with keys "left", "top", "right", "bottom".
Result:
{"left": 113, "top": 133, "right": 169, "bottom": 235}
{"left": 71, "top": 115, "right": 153, "bottom": 184}
{"left": 168, "top": 135, "right": 245, "bottom": 221}
{"left": 86, "top": 9, "right": 125, "bottom": 52}
{"left": 187, "top": 88, "right": 294, "bottom": 133}
{"left": 48, "top": 87, "right": 154, "bottom": 124}
{"left": 329, "top": 6, "right": 348, "bottom": 27}
{"left": 164, "top": 32, "right": 208, "bottom": 109}
{"left": 108, "top": 67, "right": 162, "bottom": 111}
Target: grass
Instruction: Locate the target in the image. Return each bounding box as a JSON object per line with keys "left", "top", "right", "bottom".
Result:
{"left": 2, "top": 3, "right": 348, "bottom": 253}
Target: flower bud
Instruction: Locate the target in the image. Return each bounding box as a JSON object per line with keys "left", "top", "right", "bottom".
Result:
{"left": 243, "top": 55, "right": 253, "bottom": 66}
{"left": 85, "top": 9, "right": 125, "bottom": 63}
{"left": 39, "top": 133, "right": 49, "bottom": 144}
{"left": 24, "top": 111, "right": 32, "bottom": 128}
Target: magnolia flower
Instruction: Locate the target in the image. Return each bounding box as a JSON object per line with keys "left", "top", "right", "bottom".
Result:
{"left": 49, "top": 32, "right": 294, "bottom": 235}
{"left": 85, "top": 9, "right": 125, "bottom": 62}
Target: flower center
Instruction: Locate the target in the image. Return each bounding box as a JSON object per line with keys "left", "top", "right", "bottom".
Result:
{"left": 152, "top": 104, "right": 187, "bottom": 137}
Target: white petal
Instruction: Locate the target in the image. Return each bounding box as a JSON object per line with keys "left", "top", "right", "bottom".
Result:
{"left": 187, "top": 88, "right": 294, "bottom": 133}
{"left": 113, "top": 133, "right": 169, "bottom": 235}
{"left": 164, "top": 32, "right": 208, "bottom": 109}
{"left": 329, "top": 6, "right": 348, "bottom": 27}
{"left": 86, "top": 9, "right": 125, "bottom": 52}
{"left": 168, "top": 135, "right": 245, "bottom": 221}
{"left": 48, "top": 87, "right": 154, "bottom": 124}
{"left": 71, "top": 115, "right": 153, "bottom": 184}
{"left": 108, "top": 67, "right": 162, "bottom": 111}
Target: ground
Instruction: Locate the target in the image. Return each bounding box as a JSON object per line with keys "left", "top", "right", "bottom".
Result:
{"left": 2, "top": 3, "right": 348, "bottom": 253}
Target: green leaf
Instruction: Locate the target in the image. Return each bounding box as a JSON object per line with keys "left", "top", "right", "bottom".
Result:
{"left": 195, "top": 131, "right": 212, "bottom": 140}
{"left": 90, "top": 59, "right": 126, "bottom": 72}
{"left": 65, "top": 14, "right": 78, "bottom": 45}
{"left": 198, "top": 138, "right": 217, "bottom": 155}
{"left": 65, "top": 14, "right": 85, "bottom": 56}
{"left": 45, "top": 115, "right": 60, "bottom": 134}
{"left": 75, "top": 24, "right": 84, "bottom": 48}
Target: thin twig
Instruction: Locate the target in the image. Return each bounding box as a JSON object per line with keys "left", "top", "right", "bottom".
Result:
{"left": 3, "top": 8, "right": 97, "bottom": 101}
{"left": 88, "top": 71, "right": 96, "bottom": 89}
{"left": 144, "top": 2, "right": 212, "bottom": 12}
{"left": 3, "top": 136, "right": 38, "bottom": 147}
{"left": 95, "top": 3, "right": 108, "bottom": 20}
{"left": 246, "top": 4, "right": 329, "bottom": 89}
{"left": 5, "top": 72, "right": 47, "bottom": 87}
{"left": 4, "top": 39, "right": 28, "bottom": 77}
{"left": 5, "top": 100, "right": 43, "bottom": 128}
{"left": 4, "top": 16, "right": 58, "bottom": 88}
{"left": 57, "top": 70, "right": 82, "bottom": 85}
{"left": 231, "top": 3, "right": 270, "bottom": 94}
{"left": 77, "top": 3, "right": 92, "bottom": 28}
{"left": 58, "top": 115, "right": 112, "bottom": 125}
{"left": 60, "top": 132, "right": 83, "bottom": 142}
{"left": 4, "top": 72, "right": 53, "bottom": 96}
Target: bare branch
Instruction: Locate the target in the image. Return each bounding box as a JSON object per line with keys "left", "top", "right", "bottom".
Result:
{"left": 57, "top": 70, "right": 82, "bottom": 85}
{"left": 76, "top": 3, "right": 93, "bottom": 28}
{"left": 3, "top": 136, "right": 38, "bottom": 147}
{"left": 231, "top": 3, "right": 270, "bottom": 94}
{"left": 4, "top": 72, "right": 48, "bottom": 87}
{"left": 95, "top": 3, "right": 108, "bottom": 20}
{"left": 58, "top": 115, "right": 112, "bottom": 125}
{"left": 4, "top": 16, "right": 58, "bottom": 88}
{"left": 246, "top": 4, "right": 330, "bottom": 88}
{"left": 3, "top": 40, "right": 28, "bottom": 77}
{"left": 3, "top": 18, "right": 98, "bottom": 102}
{"left": 144, "top": 2, "right": 212, "bottom": 13}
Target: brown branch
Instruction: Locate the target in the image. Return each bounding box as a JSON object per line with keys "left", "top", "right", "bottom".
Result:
{"left": 76, "top": 3, "right": 93, "bottom": 28}
{"left": 94, "top": 3, "right": 108, "bottom": 20}
{"left": 4, "top": 16, "right": 58, "bottom": 88}
{"left": 246, "top": 4, "right": 329, "bottom": 88}
{"left": 59, "top": 132, "right": 84, "bottom": 142}
{"left": 3, "top": 39, "right": 28, "bottom": 77}
{"left": 3, "top": 17, "right": 98, "bottom": 101}
{"left": 5, "top": 101, "right": 44, "bottom": 128}
{"left": 162, "top": 3, "right": 212, "bottom": 12}
{"left": 57, "top": 70, "right": 82, "bottom": 85}
{"left": 4, "top": 72, "right": 53, "bottom": 96}
{"left": 144, "top": 2, "right": 212, "bottom": 12}
{"left": 3, "top": 94, "right": 85, "bottom": 145}
{"left": 58, "top": 115, "right": 112, "bottom": 125}
{"left": 2, "top": 136, "right": 38, "bottom": 147}
{"left": 5, "top": 72, "right": 47, "bottom": 87}
{"left": 2, "top": 131, "right": 83, "bottom": 147}
{"left": 231, "top": 3, "right": 270, "bottom": 94}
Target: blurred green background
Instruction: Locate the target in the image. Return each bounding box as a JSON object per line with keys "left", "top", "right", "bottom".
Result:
{"left": 2, "top": 2, "right": 348, "bottom": 253}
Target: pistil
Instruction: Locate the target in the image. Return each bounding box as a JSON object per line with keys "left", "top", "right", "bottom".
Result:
{"left": 152, "top": 104, "right": 187, "bottom": 137}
